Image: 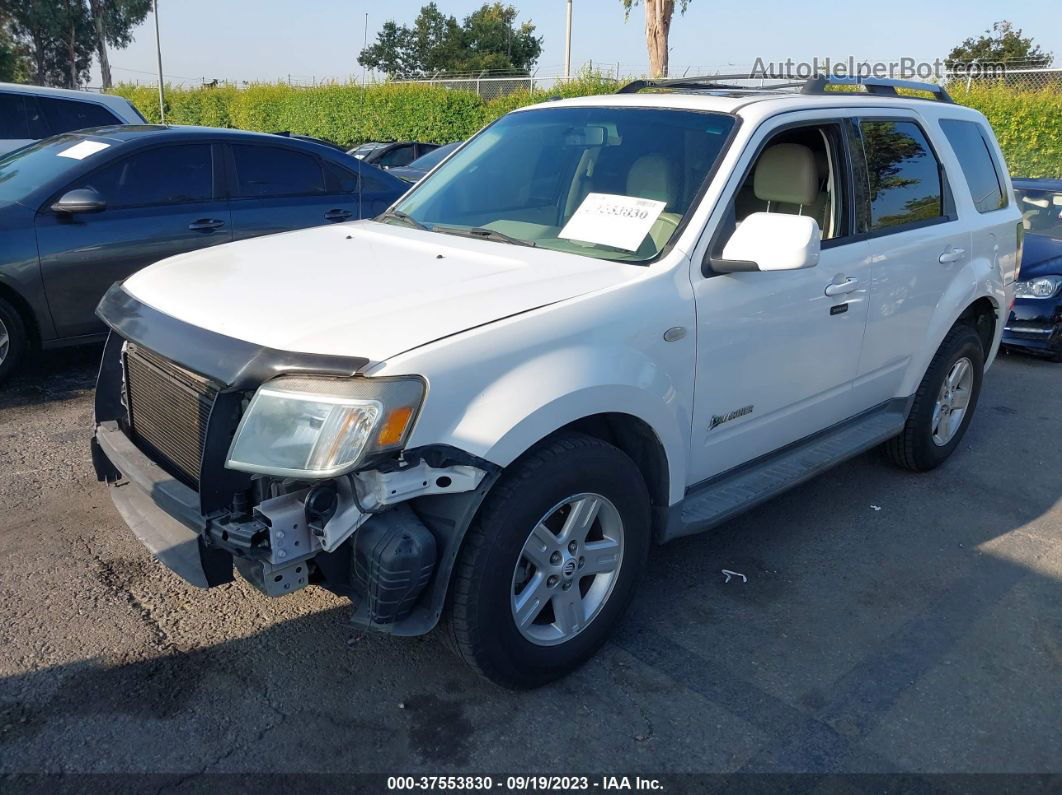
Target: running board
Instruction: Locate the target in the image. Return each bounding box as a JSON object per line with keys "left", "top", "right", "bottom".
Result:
{"left": 670, "top": 399, "right": 910, "bottom": 541}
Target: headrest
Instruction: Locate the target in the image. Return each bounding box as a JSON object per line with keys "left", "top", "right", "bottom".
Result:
{"left": 754, "top": 143, "right": 818, "bottom": 205}
{"left": 627, "top": 154, "right": 674, "bottom": 205}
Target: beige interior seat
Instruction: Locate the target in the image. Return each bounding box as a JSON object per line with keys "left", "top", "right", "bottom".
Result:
{"left": 734, "top": 142, "right": 830, "bottom": 236}
{"left": 626, "top": 154, "right": 683, "bottom": 255}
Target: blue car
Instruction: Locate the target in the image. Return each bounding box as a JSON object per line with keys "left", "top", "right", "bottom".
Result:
{"left": 1005, "top": 178, "right": 1062, "bottom": 362}
{"left": 0, "top": 125, "right": 407, "bottom": 382}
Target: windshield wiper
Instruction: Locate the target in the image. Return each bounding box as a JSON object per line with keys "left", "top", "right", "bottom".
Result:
{"left": 377, "top": 209, "right": 430, "bottom": 231}
{"left": 432, "top": 225, "right": 536, "bottom": 247}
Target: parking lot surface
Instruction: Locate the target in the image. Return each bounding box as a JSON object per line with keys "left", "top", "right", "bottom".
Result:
{"left": 0, "top": 346, "right": 1059, "bottom": 778}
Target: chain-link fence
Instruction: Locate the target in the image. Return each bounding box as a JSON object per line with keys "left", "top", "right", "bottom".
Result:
{"left": 384, "top": 74, "right": 584, "bottom": 101}
{"left": 945, "top": 67, "right": 1062, "bottom": 92}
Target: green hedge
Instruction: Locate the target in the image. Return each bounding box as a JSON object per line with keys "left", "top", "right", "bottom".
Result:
{"left": 949, "top": 84, "right": 1062, "bottom": 178}
{"left": 110, "top": 76, "right": 616, "bottom": 149}
{"left": 111, "top": 78, "right": 1061, "bottom": 176}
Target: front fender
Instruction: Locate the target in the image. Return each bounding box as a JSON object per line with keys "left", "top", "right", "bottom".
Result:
{"left": 451, "top": 343, "right": 688, "bottom": 505}
{"left": 900, "top": 254, "right": 1005, "bottom": 397}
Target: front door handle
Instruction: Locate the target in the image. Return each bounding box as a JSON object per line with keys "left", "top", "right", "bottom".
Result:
{"left": 188, "top": 218, "right": 225, "bottom": 232}
{"left": 824, "top": 276, "right": 860, "bottom": 296}
{"left": 324, "top": 208, "right": 353, "bottom": 221}
{"left": 938, "top": 247, "right": 966, "bottom": 264}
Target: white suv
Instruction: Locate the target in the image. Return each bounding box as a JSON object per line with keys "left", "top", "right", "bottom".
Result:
{"left": 92, "top": 75, "right": 1021, "bottom": 688}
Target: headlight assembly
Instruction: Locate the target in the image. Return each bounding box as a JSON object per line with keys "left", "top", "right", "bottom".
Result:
{"left": 1014, "top": 275, "right": 1062, "bottom": 299}
{"left": 225, "top": 376, "right": 425, "bottom": 478}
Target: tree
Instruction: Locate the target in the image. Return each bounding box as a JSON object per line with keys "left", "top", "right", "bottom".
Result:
{"left": 621, "top": 0, "right": 691, "bottom": 78}
{"left": 946, "top": 20, "right": 1053, "bottom": 68}
{"left": 1, "top": 0, "right": 150, "bottom": 89}
{"left": 358, "top": 2, "right": 542, "bottom": 78}
{"left": 87, "top": 0, "right": 152, "bottom": 89}
{"left": 0, "top": 9, "right": 30, "bottom": 82}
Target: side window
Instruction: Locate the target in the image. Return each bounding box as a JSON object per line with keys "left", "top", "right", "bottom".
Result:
{"left": 37, "top": 97, "right": 121, "bottom": 135}
{"left": 232, "top": 145, "right": 325, "bottom": 198}
{"left": 323, "top": 161, "right": 359, "bottom": 193}
{"left": 376, "top": 145, "right": 416, "bottom": 168}
{"left": 72, "top": 144, "right": 213, "bottom": 208}
{"left": 731, "top": 123, "right": 848, "bottom": 241}
{"left": 858, "top": 120, "right": 944, "bottom": 231}
{"left": 0, "top": 93, "right": 31, "bottom": 138}
{"left": 939, "top": 119, "right": 1006, "bottom": 214}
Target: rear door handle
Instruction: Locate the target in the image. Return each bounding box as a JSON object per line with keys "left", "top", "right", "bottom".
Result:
{"left": 824, "top": 277, "right": 859, "bottom": 296}
{"left": 188, "top": 218, "right": 225, "bottom": 232}
{"left": 938, "top": 247, "right": 966, "bottom": 264}
{"left": 324, "top": 208, "right": 353, "bottom": 221}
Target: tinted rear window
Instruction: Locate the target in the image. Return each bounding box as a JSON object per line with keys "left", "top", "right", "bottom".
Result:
{"left": 232, "top": 145, "right": 325, "bottom": 197}
{"left": 37, "top": 97, "right": 121, "bottom": 135}
{"left": 939, "top": 119, "right": 1006, "bottom": 214}
{"left": 859, "top": 120, "right": 944, "bottom": 231}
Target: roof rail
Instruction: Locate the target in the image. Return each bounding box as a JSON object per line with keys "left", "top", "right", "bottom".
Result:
{"left": 801, "top": 75, "right": 954, "bottom": 103}
{"left": 616, "top": 73, "right": 954, "bottom": 103}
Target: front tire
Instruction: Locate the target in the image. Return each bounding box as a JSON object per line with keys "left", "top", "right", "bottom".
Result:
{"left": 883, "top": 324, "right": 984, "bottom": 472}
{"left": 444, "top": 432, "right": 651, "bottom": 689}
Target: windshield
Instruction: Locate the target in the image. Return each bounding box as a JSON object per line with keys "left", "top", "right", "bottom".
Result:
{"left": 1016, "top": 187, "right": 1062, "bottom": 239}
{"left": 407, "top": 141, "right": 459, "bottom": 171}
{"left": 385, "top": 106, "right": 735, "bottom": 262}
{"left": 0, "top": 134, "right": 101, "bottom": 203}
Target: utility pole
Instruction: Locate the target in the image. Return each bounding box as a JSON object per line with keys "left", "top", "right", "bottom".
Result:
{"left": 153, "top": 0, "right": 165, "bottom": 122}
{"left": 362, "top": 13, "right": 368, "bottom": 86}
{"left": 564, "top": 0, "right": 573, "bottom": 78}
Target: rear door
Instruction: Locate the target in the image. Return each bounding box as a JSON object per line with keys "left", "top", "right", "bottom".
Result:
{"left": 225, "top": 143, "right": 345, "bottom": 239}
{"left": 849, "top": 115, "right": 971, "bottom": 407}
{"left": 36, "top": 142, "right": 231, "bottom": 338}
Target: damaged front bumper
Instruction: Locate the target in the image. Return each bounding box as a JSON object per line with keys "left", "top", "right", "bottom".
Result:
{"left": 92, "top": 282, "right": 498, "bottom": 636}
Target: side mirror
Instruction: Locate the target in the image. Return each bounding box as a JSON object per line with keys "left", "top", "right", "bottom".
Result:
{"left": 710, "top": 212, "right": 821, "bottom": 273}
{"left": 51, "top": 188, "right": 106, "bottom": 214}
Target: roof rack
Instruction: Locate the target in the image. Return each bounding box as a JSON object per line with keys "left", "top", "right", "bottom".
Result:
{"left": 616, "top": 73, "right": 954, "bottom": 103}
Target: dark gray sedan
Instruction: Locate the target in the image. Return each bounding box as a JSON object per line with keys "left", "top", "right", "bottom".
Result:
{"left": 0, "top": 125, "right": 406, "bottom": 382}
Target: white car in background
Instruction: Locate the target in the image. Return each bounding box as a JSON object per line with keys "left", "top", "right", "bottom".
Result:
{"left": 92, "top": 74, "right": 1020, "bottom": 688}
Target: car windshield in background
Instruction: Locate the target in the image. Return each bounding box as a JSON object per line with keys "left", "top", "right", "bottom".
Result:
{"left": 1016, "top": 187, "right": 1062, "bottom": 239}
{"left": 407, "top": 141, "right": 459, "bottom": 171}
{"left": 351, "top": 142, "right": 388, "bottom": 159}
{"left": 0, "top": 134, "right": 97, "bottom": 203}
{"left": 386, "top": 107, "right": 736, "bottom": 262}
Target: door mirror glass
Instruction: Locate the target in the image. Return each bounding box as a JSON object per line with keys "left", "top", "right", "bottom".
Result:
{"left": 713, "top": 212, "right": 821, "bottom": 273}
{"left": 51, "top": 187, "right": 106, "bottom": 214}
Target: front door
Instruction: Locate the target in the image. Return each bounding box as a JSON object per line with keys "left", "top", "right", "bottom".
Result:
{"left": 36, "top": 142, "right": 231, "bottom": 338}
{"left": 688, "top": 117, "right": 873, "bottom": 484}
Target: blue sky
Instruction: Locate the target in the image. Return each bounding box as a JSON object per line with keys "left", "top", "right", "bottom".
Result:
{"left": 92, "top": 0, "right": 1061, "bottom": 87}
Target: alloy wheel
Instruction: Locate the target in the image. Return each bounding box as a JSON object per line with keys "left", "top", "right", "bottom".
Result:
{"left": 510, "top": 493, "right": 624, "bottom": 646}
{"left": 931, "top": 356, "right": 974, "bottom": 446}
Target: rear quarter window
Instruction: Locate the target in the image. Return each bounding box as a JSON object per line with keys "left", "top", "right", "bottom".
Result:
{"left": 939, "top": 119, "right": 1007, "bottom": 214}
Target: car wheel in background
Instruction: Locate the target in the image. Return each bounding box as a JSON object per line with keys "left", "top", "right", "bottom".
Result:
{"left": 444, "top": 432, "right": 651, "bottom": 689}
{"left": 0, "top": 297, "right": 27, "bottom": 385}
{"left": 883, "top": 324, "right": 985, "bottom": 472}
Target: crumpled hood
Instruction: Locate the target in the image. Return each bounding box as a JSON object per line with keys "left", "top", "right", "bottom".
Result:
{"left": 123, "top": 221, "right": 633, "bottom": 362}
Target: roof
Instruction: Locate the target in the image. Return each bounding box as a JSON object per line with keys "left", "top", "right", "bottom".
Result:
{"left": 63, "top": 124, "right": 346, "bottom": 145}
{"left": 0, "top": 81, "right": 140, "bottom": 116}
{"left": 527, "top": 90, "right": 987, "bottom": 124}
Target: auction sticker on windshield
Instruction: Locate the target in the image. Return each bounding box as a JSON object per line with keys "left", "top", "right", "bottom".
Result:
{"left": 57, "top": 140, "right": 111, "bottom": 160}
{"left": 559, "top": 192, "right": 666, "bottom": 252}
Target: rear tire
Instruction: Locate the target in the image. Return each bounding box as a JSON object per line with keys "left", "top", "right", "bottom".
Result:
{"left": 444, "top": 432, "right": 651, "bottom": 689}
{"left": 883, "top": 324, "right": 984, "bottom": 472}
{"left": 0, "top": 297, "right": 27, "bottom": 385}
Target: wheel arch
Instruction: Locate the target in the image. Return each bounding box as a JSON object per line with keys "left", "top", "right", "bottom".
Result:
{"left": 0, "top": 278, "right": 42, "bottom": 349}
